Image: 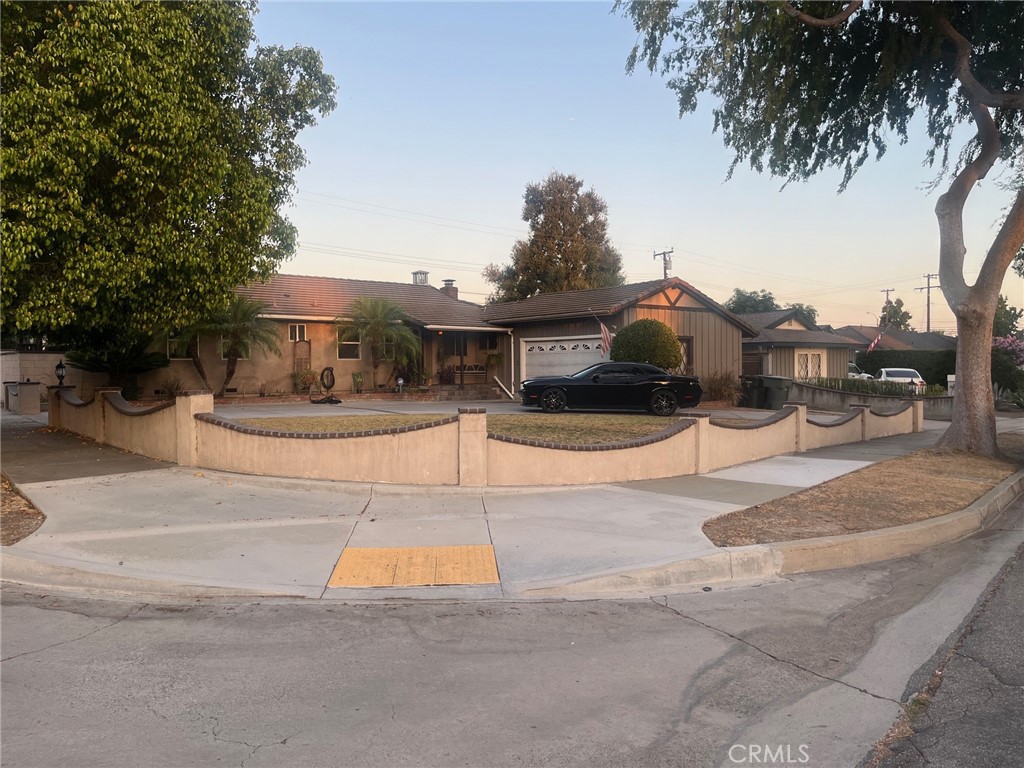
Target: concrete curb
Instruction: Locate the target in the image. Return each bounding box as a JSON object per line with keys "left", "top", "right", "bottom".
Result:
{"left": 0, "top": 551, "right": 305, "bottom": 599}
{"left": 527, "top": 468, "right": 1024, "bottom": 597}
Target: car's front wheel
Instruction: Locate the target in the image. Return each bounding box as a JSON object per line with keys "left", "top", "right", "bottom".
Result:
{"left": 540, "top": 387, "right": 567, "bottom": 413}
{"left": 650, "top": 390, "right": 678, "bottom": 416}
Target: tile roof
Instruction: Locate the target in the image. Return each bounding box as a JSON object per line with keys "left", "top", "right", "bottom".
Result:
{"left": 481, "top": 278, "right": 759, "bottom": 336}
{"left": 237, "top": 274, "right": 498, "bottom": 330}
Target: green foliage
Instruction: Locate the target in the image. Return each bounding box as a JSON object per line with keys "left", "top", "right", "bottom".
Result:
{"left": 65, "top": 330, "right": 169, "bottom": 400}
{"left": 609, "top": 319, "right": 683, "bottom": 370}
{"left": 880, "top": 298, "right": 913, "bottom": 331}
{"left": 991, "top": 348, "right": 1024, "bottom": 391}
{"left": 724, "top": 288, "right": 778, "bottom": 314}
{"left": 993, "top": 294, "right": 1023, "bottom": 338}
{"left": 291, "top": 368, "right": 318, "bottom": 393}
{"left": 212, "top": 295, "right": 281, "bottom": 397}
{"left": 857, "top": 350, "right": 956, "bottom": 385}
{"left": 786, "top": 302, "right": 818, "bottom": 325}
{"left": 336, "top": 297, "right": 421, "bottom": 388}
{"left": 485, "top": 172, "right": 625, "bottom": 303}
{"left": 808, "top": 377, "right": 935, "bottom": 398}
{"left": 1, "top": 1, "right": 336, "bottom": 338}
{"left": 620, "top": 2, "right": 1023, "bottom": 189}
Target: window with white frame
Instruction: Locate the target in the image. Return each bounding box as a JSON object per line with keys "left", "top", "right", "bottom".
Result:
{"left": 338, "top": 330, "right": 360, "bottom": 360}
{"left": 288, "top": 324, "right": 307, "bottom": 342}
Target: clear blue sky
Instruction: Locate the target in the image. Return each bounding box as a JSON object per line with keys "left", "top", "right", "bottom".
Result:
{"left": 253, "top": 1, "right": 1023, "bottom": 335}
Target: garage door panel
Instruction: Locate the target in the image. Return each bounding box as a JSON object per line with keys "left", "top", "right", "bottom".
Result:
{"left": 524, "top": 337, "right": 604, "bottom": 378}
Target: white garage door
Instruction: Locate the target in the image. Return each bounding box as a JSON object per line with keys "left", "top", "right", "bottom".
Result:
{"left": 523, "top": 336, "right": 604, "bottom": 379}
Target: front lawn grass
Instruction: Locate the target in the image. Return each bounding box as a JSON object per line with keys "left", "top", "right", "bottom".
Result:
{"left": 236, "top": 413, "right": 686, "bottom": 445}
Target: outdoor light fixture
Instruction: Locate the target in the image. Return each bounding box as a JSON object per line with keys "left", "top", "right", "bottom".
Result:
{"left": 55, "top": 359, "right": 66, "bottom": 386}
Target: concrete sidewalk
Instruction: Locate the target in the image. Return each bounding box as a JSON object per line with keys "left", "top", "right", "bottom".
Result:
{"left": 2, "top": 406, "right": 1021, "bottom": 600}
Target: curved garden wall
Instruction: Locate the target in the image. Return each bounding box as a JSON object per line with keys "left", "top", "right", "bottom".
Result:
{"left": 46, "top": 389, "right": 924, "bottom": 487}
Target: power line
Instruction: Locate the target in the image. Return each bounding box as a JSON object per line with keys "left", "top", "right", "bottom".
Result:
{"left": 653, "top": 248, "right": 674, "bottom": 279}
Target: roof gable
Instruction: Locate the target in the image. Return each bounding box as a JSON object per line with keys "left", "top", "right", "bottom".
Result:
{"left": 481, "top": 278, "right": 759, "bottom": 336}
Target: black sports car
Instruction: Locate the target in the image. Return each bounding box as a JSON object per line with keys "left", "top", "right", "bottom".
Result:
{"left": 520, "top": 362, "right": 702, "bottom": 416}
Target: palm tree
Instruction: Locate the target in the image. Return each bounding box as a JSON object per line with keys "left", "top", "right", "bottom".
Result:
{"left": 336, "top": 297, "right": 421, "bottom": 389}
{"left": 214, "top": 295, "right": 281, "bottom": 398}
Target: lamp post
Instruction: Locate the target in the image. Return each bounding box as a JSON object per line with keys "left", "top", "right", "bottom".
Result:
{"left": 55, "top": 359, "right": 66, "bottom": 386}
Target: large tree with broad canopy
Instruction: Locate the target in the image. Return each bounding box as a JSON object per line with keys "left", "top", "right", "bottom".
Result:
{"left": 1, "top": 1, "right": 335, "bottom": 341}
{"left": 620, "top": 0, "right": 1024, "bottom": 456}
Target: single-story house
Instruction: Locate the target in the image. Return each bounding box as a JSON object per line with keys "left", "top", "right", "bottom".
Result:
{"left": 835, "top": 325, "right": 958, "bottom": 352}
{"left": 482, "top": 278, "right": 758, "bottom": 388}
{"left": 738, "top": 309, "right": 862, "bottom": 379}
{"left": 141, "top": 274, "right": 756, "bottom": 398}
{"left": 153, "top": 272, "right": 512, "bottom": 397}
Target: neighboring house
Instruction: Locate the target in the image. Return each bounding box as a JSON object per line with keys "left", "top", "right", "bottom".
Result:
{"left": 481, "top": 278, "right": 758, "bottom": 388}
{"left": 835, "top": 325, "right": 958, "bottom": 352}
{"left": 738, "top": 309, "right": 862, "bottom": 379}
{"left": 153, "top": 273, "right": 511, "bottom": 397}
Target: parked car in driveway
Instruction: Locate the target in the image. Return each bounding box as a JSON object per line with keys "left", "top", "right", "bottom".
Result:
{"left": 876, "top": 367, "right": 927, "bottom": 391}
{"left": 520, "top": 362, "right": 702, "bottom": 416}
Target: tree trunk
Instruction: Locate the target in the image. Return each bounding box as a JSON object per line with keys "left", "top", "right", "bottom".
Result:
{"left": 936, "top": 306, "right": 998, "bottom": 455}
{"left": 188, "top": 337, "right": 212, "bottom": 392}
{"left": 217, "top": 356, "right": 238, "bottom": 399}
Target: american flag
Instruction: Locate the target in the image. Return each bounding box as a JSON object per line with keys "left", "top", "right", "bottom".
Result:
{"left": 599, "top": 320, "right": 612, "bottom": 357}
{"left": 867, "top": 330, "right": 884, "bottom": 353}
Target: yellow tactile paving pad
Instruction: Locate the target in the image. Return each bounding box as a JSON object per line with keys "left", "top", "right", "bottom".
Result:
{"left": 328, "top": 545, "right": 499, "bottom": 588}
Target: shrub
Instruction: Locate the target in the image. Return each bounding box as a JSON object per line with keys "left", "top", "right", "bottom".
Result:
{"left": 291, "top": 368, "right": 318, "bottom": 393}
{"left": 159, "top": 376, "right": 187, "bottom": 399}
{"left": 610, "top": 319, "right": 683, "bottom": 370}
{"left": 808, "top": 377, "right": 926, "bottom": 397}
{"left": 701, "top": 371, "right": 741, "bottom": 404}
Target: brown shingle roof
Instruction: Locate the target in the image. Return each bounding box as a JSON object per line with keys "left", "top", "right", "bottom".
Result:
{"left": 237, "top": 274, "right": 498, "bottom": 330}
{"left": 745, "top": 328, "right": 863, "bottom": 348}
{"left": 481, "top": 278, "right": 759, "bottom": 336}
{"left": 835, "top": 325, "right": 958, "bottom": 351}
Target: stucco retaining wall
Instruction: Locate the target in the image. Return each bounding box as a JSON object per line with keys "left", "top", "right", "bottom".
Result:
{"left": 194, "top": 415, "right": 461, "bottom": 485}
{"left": 46, "top": 392, "right": 924, "bottom": 486}
{"left": 791, "top": 382, "right": 951, "bottom": 421}
{"left": 486, "top": 420, "right": 697, "bottom": 486}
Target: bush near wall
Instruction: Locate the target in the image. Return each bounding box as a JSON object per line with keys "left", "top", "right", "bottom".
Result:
{"left": 857, "top": 350, "right": 956, "bottom": 386}
{"left": 857, "top": 347, "right": 1023, "bottom": 391}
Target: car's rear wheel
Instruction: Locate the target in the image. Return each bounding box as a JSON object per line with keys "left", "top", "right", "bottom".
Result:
{"left": 650, "top": 390, "right": 678, "bottom": 416}
{"left": 540, "top": 387, "right": 567, "bottom": 413}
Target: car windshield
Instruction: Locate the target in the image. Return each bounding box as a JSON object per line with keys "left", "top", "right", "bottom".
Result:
{"left": 887, "top": 369, "right": 921, "bottom": 378}
{"left": 568, "top": 364, "right": 608, "bottom": 379}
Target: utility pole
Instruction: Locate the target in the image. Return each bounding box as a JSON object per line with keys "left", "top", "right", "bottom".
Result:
{"left": 880, "top": 287, "right": 895, "bottom": 304}
{"left": 653, "top": 248, "right": 674, "bottom": 280}
{"left": 915, "top": 273, "right": 940, "bottom": 332}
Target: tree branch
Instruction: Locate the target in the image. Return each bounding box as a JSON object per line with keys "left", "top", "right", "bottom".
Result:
{"left": 936, "top": 96, "right": 1003, "bottom": 308}
{"left": 931, "top": 9, "right": 1024, "bottom": 109}
{"left": 776, "top": 1, "right": 862, "bottom": 28}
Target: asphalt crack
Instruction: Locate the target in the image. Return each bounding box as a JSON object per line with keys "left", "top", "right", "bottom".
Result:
{"left": 207, "top": 715, "right": 292, "bottom": 768}
{"left": 0, "top": 603, "right": 147, "bottom": 663}
{"left": 650, "top": 596, "right": 899, "bottom": 704}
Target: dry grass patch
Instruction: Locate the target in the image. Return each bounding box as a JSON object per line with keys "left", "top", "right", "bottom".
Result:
{"left": 1, "top": 474, "right": 45, "bottom": 546}
{"left": 704, "top": 432, "right": 1023, "bottom": 547}
{"left": 487, "top": 414, "right": 684, "bottom": 444}
{"left": 238, "top": 413, "right": 683, "bottom": 445}
{"left": 237, "top": 415, "right": 448, "bottom": 432}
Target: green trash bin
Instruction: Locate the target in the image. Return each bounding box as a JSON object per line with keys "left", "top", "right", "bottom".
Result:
{"left": 740, "top": 376, "right": 765, "bottom": 409}
{"left": 759, "top": 375, "right": 793, "bottom": 409}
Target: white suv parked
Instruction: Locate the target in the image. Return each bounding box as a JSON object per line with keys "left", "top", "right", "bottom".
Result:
{"left": 876, "top": 367, "right": 926, "bottom": 391}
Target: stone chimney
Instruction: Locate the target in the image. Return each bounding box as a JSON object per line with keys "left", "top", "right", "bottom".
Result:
{"left": 440, "top": 279, "right": 458, "bottom": 299}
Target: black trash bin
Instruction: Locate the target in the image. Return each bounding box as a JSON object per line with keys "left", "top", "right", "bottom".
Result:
{"left": 740, "top": 376, "right": 765, "bottom": 409}
{"left": 759, "top": 375, "right": 793, "bottom": 409}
